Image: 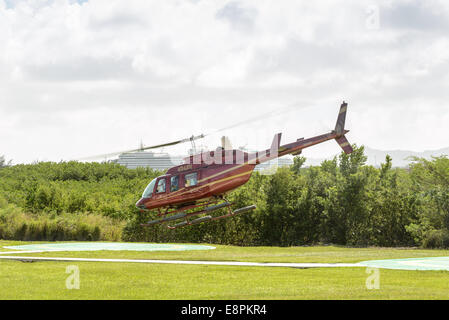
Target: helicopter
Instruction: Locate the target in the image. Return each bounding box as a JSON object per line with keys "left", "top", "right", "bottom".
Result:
{"left": 128, "top": 101, "right": 354, "bottom": 229}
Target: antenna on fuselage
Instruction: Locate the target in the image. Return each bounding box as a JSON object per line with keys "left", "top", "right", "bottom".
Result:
{"left": 190, "top": 135, "right": 197, "bottom": 154}
{"left": 139, "top": 140, "right": 144, "bottom": 152}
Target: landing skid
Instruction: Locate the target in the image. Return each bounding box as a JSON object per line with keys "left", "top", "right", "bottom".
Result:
{"left": 167, "top": 205, "right": 256, "bottom": 229}
{"left": 140, "top": 201, "right": 256, "bottom": 229}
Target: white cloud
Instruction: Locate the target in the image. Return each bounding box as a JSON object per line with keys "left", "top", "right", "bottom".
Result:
{"left": 0, "top": 0, "right": 448, "bottom": 163}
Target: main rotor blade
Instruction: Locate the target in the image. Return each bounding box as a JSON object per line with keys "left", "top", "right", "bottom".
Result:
{"left": 207, "top": 102, "right": 300, "bottom": 136}
{"left": 78, "top": 134, "right": 205, "bottom": 160}
{"left": 77, "top": 102, "right": 303, "bottom": 161}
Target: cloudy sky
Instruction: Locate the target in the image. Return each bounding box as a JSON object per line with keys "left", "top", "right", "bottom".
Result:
{"left": 1, "top": 0, "right": 448, "bottom": 164}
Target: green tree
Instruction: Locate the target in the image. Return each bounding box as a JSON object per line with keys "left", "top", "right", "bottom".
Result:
{"left": 0, "top": 155, "right": 12, "bottom": 168}
{"left": 406, "top": 156, "right": 449, "bottom": 247}
{"left": 323, "top": 145, "right": 373, "bottom": 245}
{"left": 290, "top": 156, "right": 306, "bottom": 175}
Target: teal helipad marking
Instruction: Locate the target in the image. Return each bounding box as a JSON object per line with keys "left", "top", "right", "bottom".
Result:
{"left": 359, "top": 256, "right": 449, "bottom": 271}
{"left": 3, "top": 242, "right": 215, "bottom": 252}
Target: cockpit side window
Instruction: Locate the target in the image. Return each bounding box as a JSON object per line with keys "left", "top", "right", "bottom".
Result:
{"left": 170, "top": 175, "right": 179, "bottom": 192}
{"left": 184, "top": 172, "right": 198, "bottom": 187}
{"left": 142, "top": 178, "right": 157, "bottom": 198}
{"left": 156, "top": 178, "right": 166, "bottom": 193}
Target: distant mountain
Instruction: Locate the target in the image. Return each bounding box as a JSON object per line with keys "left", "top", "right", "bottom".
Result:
{"left": 303, "top": 146, "right": 449, "bottom": 168}
{"left": 363, "top": 146, "right": 449, "bottom": 168}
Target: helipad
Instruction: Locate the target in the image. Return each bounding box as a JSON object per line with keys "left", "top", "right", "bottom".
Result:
{"left": 359, "top": 256, "right": 449, "bottom": 271}
{"left": 3, "top": 242, "right": 216, "bottom": 252}
{"left": 2, "top": 243, "right": 449, "bottom": 271}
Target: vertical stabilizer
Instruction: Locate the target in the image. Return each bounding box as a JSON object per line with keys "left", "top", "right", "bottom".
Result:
{"left": 335, "top": 101, "right": 348, "bottom": 136}
{"left": 334, "top": 101, "right": 353, "bottom": 154}
{"left": 221, "top": 136, "right": 233, "bottom": 150}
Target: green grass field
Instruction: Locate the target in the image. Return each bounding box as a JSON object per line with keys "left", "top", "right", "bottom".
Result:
{"left": 1, "top": 240, "right": 449, "bottom": 299}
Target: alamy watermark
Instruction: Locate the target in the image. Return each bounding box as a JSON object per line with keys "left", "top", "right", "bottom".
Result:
{"left": 168, "top": 134, "right": 282, "bottom": 176}
{"left": 365, "top": 5, "right": 380, "bottom": 30}
{"left": 365, "top": 267, "right": 380, "bottom": 289}
{"left": 66, "top": 265, "right": 80, "bottom": 290}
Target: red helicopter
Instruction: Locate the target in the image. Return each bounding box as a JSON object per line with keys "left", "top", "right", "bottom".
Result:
{"left": 131, "top": 101, "right": 353, "bottom": 229}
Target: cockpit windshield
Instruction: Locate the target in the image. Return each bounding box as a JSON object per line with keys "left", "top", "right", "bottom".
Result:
{"left": 142, "top": 178, "right": 157, "bottom": 198}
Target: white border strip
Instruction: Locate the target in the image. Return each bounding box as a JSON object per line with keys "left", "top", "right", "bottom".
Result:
{"left": 0, "top": 253, "right": 360, "bottom": 268}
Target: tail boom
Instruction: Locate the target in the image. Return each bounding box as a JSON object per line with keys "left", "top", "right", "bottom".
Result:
{"left": 254, "top": 101, "right": 354, "bottom": 163}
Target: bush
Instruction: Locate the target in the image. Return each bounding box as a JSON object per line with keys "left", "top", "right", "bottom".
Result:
{"left": 0, "top": 152, "right": 448, "bottom": 248}
{"left": 0, "top": 205, "right": 124, "bottom": 241}
{"left": 422, "top": 230, "right": 449, "bottom": 249}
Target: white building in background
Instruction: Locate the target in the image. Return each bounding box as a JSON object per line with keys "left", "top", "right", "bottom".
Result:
{"left": 113, "top": 152, "right": 184, "bottom": 170}
{"left": 254, "top": 156, "right": 294, "bottom": 173}
{"left": 113, "top": 150, "right": 293, "bottom": 173}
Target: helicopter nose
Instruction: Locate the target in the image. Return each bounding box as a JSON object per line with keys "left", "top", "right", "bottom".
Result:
{"left": 135, "top": 198, "right": 147, "bottom": 210}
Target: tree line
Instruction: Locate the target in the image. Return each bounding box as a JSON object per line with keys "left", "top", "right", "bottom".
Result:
{"left": 0, "top": 147, "right": 448, "bottom": 247}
